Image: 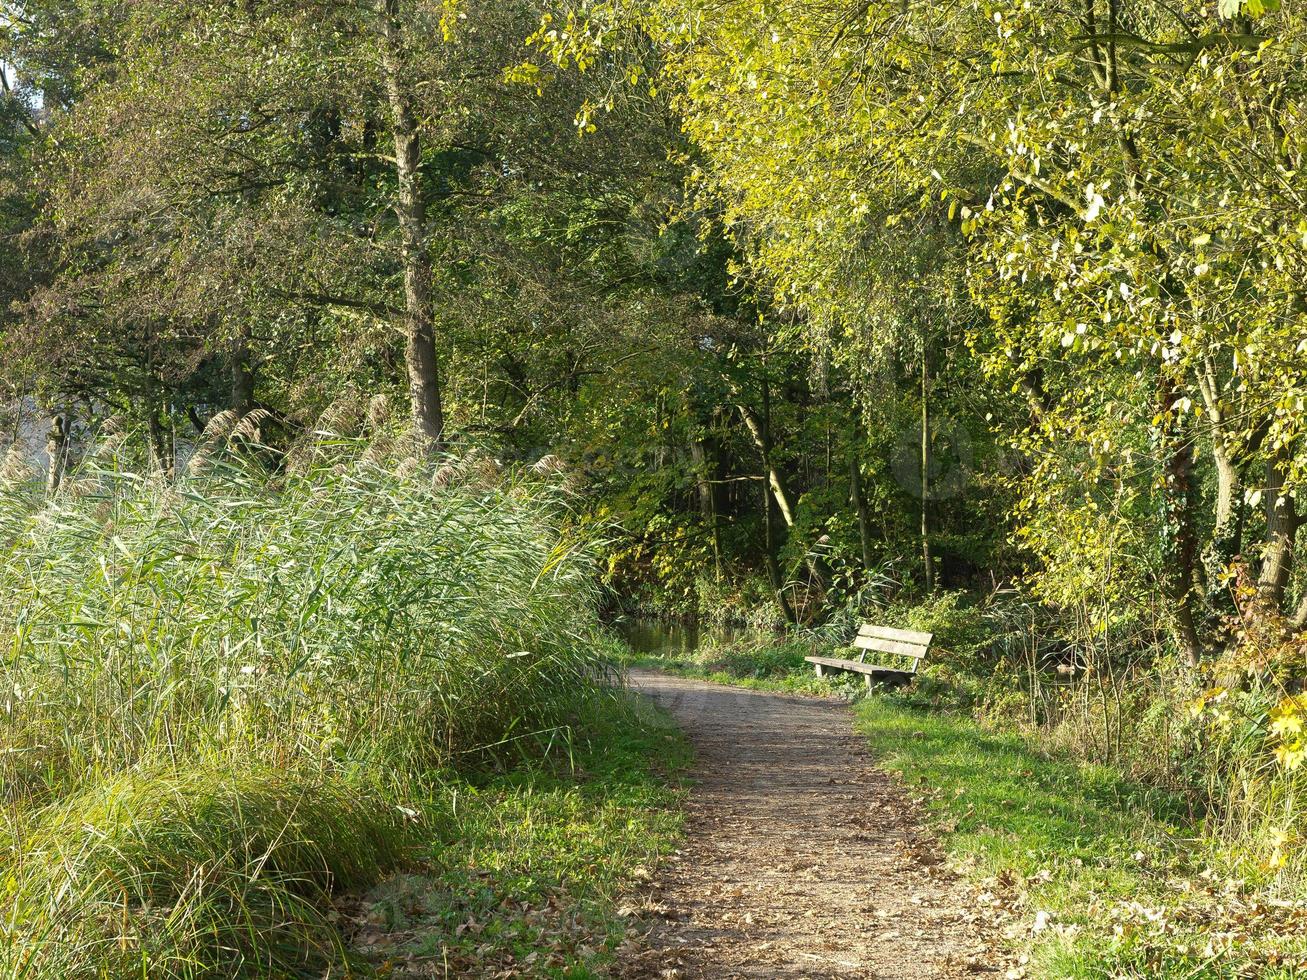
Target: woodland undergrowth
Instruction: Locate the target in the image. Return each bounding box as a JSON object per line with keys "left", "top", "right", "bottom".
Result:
{"left": 0, "top": 424, "right": 636, "bottom": 978}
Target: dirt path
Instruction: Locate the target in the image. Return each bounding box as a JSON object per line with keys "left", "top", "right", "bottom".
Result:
{"left": 623, "top": 670, "right": 994, "bottom": 980}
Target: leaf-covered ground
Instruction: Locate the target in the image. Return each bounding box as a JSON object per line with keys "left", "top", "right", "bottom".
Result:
{"left": 617, "top": 670, "right": 998, "bottom": 978}
{"left": 335, "top": 696, "right": 688, "bottom": 978}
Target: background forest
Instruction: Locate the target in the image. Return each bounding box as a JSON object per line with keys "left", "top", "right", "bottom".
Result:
{"left": 2, "top": 0, "right": 1013, "bottom": 626}
{"left": 3, "top": 0, "right": 1307, "bottom": 974}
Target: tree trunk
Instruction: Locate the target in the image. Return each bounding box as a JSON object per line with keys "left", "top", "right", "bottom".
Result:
{"left": 737, "top": 400, "right": 796, "bottom": 528}
{"left": 921, "top": 352, "right": 935, "bottom": 593}
{"left": 849, "top": 450, "right": 873, "bottom": 571}
{"left": 750, "top": 372, "right": 798, "bottom": 622}
{"left": 230, "top": 330, "right": 256, "bottom": 416}
{"left": 140, "top": 363, "right": 175, "bottom": 479}
{"left": 1257, "top": 446, "right": 1299, "bottom": 609}
{"left": 689, "top": 436, "right": 723, "bottom": 574}
{"left": 1212, "top": 446, "right": 1238, "bottom": 548}
{"left": 689, "top": 439, "right": 713, "bottom": 519}
{"left": 1196, "top": 357, "right": 1249, "bottom": 594}
{"left": 1159, "top": 376, "right": 1203, "bottom": 665}
{"left": 378, "top": 0, "right": 444, "bottom": 452}
{"left": 45, "top": 415, "right": 67, "bottom": 496}
{"left": 763, "top": 477, "right": 797, "bottom": 625}
{"left": 147, "top": 412, "right": 173, "bottom": 479}
{"left": 1291, "top": 590, "right": 1307, "bottom": 630}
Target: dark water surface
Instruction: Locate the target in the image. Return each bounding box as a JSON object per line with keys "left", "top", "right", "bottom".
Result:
{"left": 617, "top": 617, "right": 742, "bottom": 657}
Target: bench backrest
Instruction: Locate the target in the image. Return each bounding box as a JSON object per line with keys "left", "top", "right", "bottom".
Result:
{"left": 853, "top": 624, "right": 933, "bottom": 671}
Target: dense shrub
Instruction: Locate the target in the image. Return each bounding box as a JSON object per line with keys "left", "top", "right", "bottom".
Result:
{"left": 1, "top": 767, "right": 410, "bottom": 977}
{"left": 0, "top": 437, "right": 612, "bottom": 975}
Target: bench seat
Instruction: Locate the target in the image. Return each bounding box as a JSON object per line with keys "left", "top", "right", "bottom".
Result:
{"left": 804, "top": 624, "right": 932, "bottom": 689}
{"left": 804, "top": 655, "right": 913, "bottom": 683}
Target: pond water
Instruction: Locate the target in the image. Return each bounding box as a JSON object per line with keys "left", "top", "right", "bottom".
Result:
{"left": 617, "top": 617, "right": 742, "bottom": 657}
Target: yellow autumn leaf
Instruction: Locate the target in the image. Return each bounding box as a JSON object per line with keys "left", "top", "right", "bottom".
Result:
{"left": 1269, "top": 697, "right": 1305, "bottom": 739}
{"left": 1273, "top": 741, "right": 1306, "bottom": 772}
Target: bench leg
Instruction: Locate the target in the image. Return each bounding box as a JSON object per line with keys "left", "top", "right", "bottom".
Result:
{"left": 814, "top": 663, "right": 825, "bottom": 678}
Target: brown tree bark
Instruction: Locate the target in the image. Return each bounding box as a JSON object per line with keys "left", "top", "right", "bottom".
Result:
{"left": 849, "top": 450, "right": 873, "bottom": 572}
{"left": 45, "top": 415, "right": 67, "bottom": 496}
{"left": 1257, "top": 446, "right": 1299, "bottom": 608}
{"left": 1159, "top": 376, "right": 1203, "bottom": 666}
{"left": 378, "top": 0, "right": 444, "bottom": 452}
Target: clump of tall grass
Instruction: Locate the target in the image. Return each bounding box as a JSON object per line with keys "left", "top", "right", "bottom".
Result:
{"left": 1, "top": 767, "right": 409, "bottom": 978}
{"left": 0, "top": 430, "right": 610, "bottom": 975}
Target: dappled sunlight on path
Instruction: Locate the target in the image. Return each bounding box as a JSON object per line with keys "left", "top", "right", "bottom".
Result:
{"left": 623, "top": 671, "right": 996, "bottom": 979}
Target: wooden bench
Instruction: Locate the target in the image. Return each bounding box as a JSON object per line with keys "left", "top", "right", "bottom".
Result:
{"left": 804, "top": 624, "right": 933, "bottom": 689}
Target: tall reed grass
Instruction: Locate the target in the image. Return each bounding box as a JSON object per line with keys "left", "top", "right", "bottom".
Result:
{"left": 0, "top": 434, "right": 610, "bottom": 976}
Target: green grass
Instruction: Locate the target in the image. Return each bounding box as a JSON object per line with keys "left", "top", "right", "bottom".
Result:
{"left": 857, "top": 699, "right": 1307, "bottom": 979}
{"left": 350, "top": 695, "right": 688, "bottom": 977}
{"left": 619, "top": 636, "right": 865, "bottom": 697}
{"left": 0, "top": 683, "right": 686, "bottom": 979}
{"left": 0, "top": 430, "right": 673, "bottom": 977}
{"left": 626, "top": 622, "right": 1307, "bottom": 978}
{"left": 3, "top": 766, "right": 412, "bottom": 977}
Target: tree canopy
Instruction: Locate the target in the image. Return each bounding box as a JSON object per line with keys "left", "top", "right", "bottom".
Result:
{"left": 3, "top": 0, "right": 1307, "bottom": 657}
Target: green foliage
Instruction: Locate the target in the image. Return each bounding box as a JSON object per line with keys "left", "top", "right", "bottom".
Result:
{"left": 0, "top": 434, "right": 631, "bottom": 976}
{"left": 0, "top": 438, "right": 607, "bottom": 796}
{"left": 8, "top": 0, "right": 1307, "bottom": 965}
{"left": 883, "top": 592, "right": 995, "bottom": 664}
{"left": 1, "top": 767, "right": 410, "bottom": 977}
{"left": 858, "top": 700, "right": 1307, "bottom": 978}
{"left": 618, "top": 627, "right": 868, "bottom": 696}
{"left": 350, "top": 695, "right": 688, "bottom": 977}
{"left": 533, "top": 0, "right": 1307, "bottom": 657}
{"left": 674, "top": 635, "right": 814, "bottom": 680}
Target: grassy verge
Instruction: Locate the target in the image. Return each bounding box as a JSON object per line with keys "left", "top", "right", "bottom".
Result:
{"left": 624, "top": 623, "right": 1307, "bottom": 978}
{"left": 620, "top": 637, "right": 862, "bottom": 697}
{"left": 344, "top": 694, "right": 688, "bottom": 978}
{"left": 0, "top": 434, "right": 683, "bottom": 977}
{"left": 858, "top": 700, "right": 1307, "bottom": 978}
